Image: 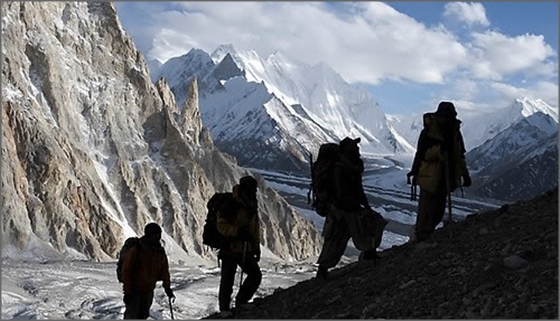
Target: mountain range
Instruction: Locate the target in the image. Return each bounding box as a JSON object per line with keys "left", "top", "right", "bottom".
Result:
{"left": 152, "top": 46, "right": 558, "bottom": 202}
{"left": 2, "top": 1, "right": 556, "bottom": 265}
{"left": 465, "top": 112, "right": 558, "bottom": 201}
{"left": 151, "top": 45, "right": 415, "bottom": 174}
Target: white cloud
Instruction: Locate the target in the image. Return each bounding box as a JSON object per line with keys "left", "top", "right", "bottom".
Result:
{"left": 443, "top": 2, "right": 490, "bottom": 28}
{"left": 138, "top": 2, "right": 470, "bottom": 85}
{"left": 490, "top": 81, "right": 559, "bottom": 107}
{"left": 453, "top": 78, "right": 480, "bottom": 101}
{"left": 468, "top": 31, "right": 557, "bottom": 80}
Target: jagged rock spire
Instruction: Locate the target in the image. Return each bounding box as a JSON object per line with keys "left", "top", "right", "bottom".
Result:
{"left": 179, "top": 77, "right": 203, "bottom": 145}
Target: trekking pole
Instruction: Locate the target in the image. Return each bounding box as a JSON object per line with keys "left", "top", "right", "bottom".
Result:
{"left": 443, "top": 151, "right": 453, "bottom": 230}
{"left": 168, "top": 296, "right": 175, "bottom": 320}
{"left": 307, "top": 152, "right": 314, "bottom": 205}
{"left": 236, "top": 241, "right": 248, "bottom": 318}
{"left": 407, "top": 173, "right": 417, "bottom": 201}
{"left": 410, "top": 183, "right": 414, "bottom": 201}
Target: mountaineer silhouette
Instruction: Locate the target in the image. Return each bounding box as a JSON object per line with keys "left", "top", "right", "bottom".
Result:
{"left": 407, "top": 101, "right": 471, "bottom": 242}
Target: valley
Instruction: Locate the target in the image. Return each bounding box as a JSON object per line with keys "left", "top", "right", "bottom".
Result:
{"left": 251, "top": 154, "right": 502, "bottom": 249}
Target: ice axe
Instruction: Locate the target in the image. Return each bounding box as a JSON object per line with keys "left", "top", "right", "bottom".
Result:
{"left": 307, "top": 152, "right": 314, "bottom": 205}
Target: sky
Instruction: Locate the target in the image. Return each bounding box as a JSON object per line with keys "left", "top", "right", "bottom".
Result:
{"left": 114, "top": 2, "right": 558, "bottom": 115}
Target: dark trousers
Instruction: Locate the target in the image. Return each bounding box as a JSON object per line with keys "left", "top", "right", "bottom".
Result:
{"left": 415, "top": 184, "right": 447, "bottom": 242}
{"left": 317, "top": 205, "right": 374, "bottom": 269}
{"left": 123, "top": 291, "right": 154, "bottom": 319}
{"left": 218, "top": 253, "right": 262, "bottom": 312}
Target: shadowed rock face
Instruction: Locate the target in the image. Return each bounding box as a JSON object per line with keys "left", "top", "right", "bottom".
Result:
{"left": 211, "top": 187, "right": 558, "bottom": 319}
{"left": 1, "top": 2, "right": 322, "bottom": 263}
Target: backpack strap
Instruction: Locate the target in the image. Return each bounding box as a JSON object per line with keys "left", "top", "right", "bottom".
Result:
{"left": 130, "top": 238, "right": 142, "bottom": 285}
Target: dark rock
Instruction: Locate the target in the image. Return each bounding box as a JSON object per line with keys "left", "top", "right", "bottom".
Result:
{"left": 204, "top": 188, "right": 558, "bottom": 319}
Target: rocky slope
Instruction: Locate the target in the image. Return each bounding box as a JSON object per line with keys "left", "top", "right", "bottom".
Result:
{"left": 208, "top": 187, "right": 558, "bottom": 319}
{"left": 1, "top": 2, "right": 322, "bottom": 263}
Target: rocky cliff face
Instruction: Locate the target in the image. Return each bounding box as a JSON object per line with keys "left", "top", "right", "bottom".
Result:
{"left": 1, "top": 2, "right": 322, "bottom": 263}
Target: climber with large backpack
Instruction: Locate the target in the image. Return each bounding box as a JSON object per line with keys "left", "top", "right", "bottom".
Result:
{"left": 214, "top": 176, "right": 262, "bottom": 318}
{"left": 406, "top": 101, "right": 472, "bottom": 242}
{"left": 315, "top": 137, "right": 381, "bottom": 280}
{"left": 117, "top": 222, "right": 175, "bottom": 319}
{"left": 308, "top": 142, "right": 340, "bottom": 217}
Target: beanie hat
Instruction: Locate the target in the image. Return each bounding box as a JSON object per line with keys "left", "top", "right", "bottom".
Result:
{"left": 239, "top": 176, "right": 258, "bottom": 190}
{"left": 239, "top": 176, "right": 259, "bottom": 189}
{"left": 339, "top": 137, "right": 361, "bottom": 151}
{"left": 435, "top": 101, "right": 457, "bottom": 117}
{"left": 144, "top": 222, "right": 162, "bottom": 236}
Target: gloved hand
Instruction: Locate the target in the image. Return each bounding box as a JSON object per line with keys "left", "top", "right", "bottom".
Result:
{"left": 237, "top": 228, "right": 253, "bottom": 242}
{"left": 463, "top": 174, "right": 472, "bottom": 187}
{"left": 165, "top": 287, "right": 175, "bottom": 300}
{"left": 123, "top": 293, "right": 132, "bottom": 305}
{"left": 406, "top": 171, "right": 417, "bottom": 185}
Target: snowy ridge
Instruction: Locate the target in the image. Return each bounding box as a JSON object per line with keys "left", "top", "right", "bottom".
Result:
{"left": 157, "top": 44, "right": 415, "bottom": 173}
{"left": 157, "top": 44, "right": 557, "bottom": 184}
{"left": 387, "top": 97, "right": 558, "bottom": 152}
{"left": 467, "top": 112, "right": 558, "bottom": 173}
{"left": 461, "top": 98, "right": 558, "bottom": 150}
{"left": 213, "top": 45, "right": 400, "bottom": 155}
{"left": 465, "top": 112, "right": 558, "bottom": 201}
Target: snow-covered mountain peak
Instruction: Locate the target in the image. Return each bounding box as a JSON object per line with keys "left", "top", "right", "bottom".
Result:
{"left": 512, "top": 97, "right": 558, "bottom": 121}
{"left": 215, "top": 48, "right": 401, "bottom": 154}
{"left": 185, "top": 47, "right": 210, "bottom": 60}
{"left": 157, "top": 44, "right": 416, "bottom": 172}
{"left": 210, "top": 43, "right": 238, "bottom": 64}
{"left": 151, "top": 47, "right": 215, "bottom": 94}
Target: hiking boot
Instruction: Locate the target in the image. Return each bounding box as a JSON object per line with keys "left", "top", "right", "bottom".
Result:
{"left": 316, "top": 266, "right": 329, "bottom": 280}
{"left": 219, "top": 310, "right": 234, "bottom": 319}
{"left": 235, "top": 302, "right": 254, "bottom": 313}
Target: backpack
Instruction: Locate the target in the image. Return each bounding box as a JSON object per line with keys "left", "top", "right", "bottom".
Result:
{"left": 116, "top": 236, "right": 140, "bottom": 283}
{"left": 360, "top": 208, "right": 389, "bottom": 249}
{"left": 423, "top": 112, "right": 436, "bottom": 128}
{"left": 202, "top": 192, "right": 233, "bottom": 250}
{"left": 309, "top": 143, "right": 341, "bottom": 216}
